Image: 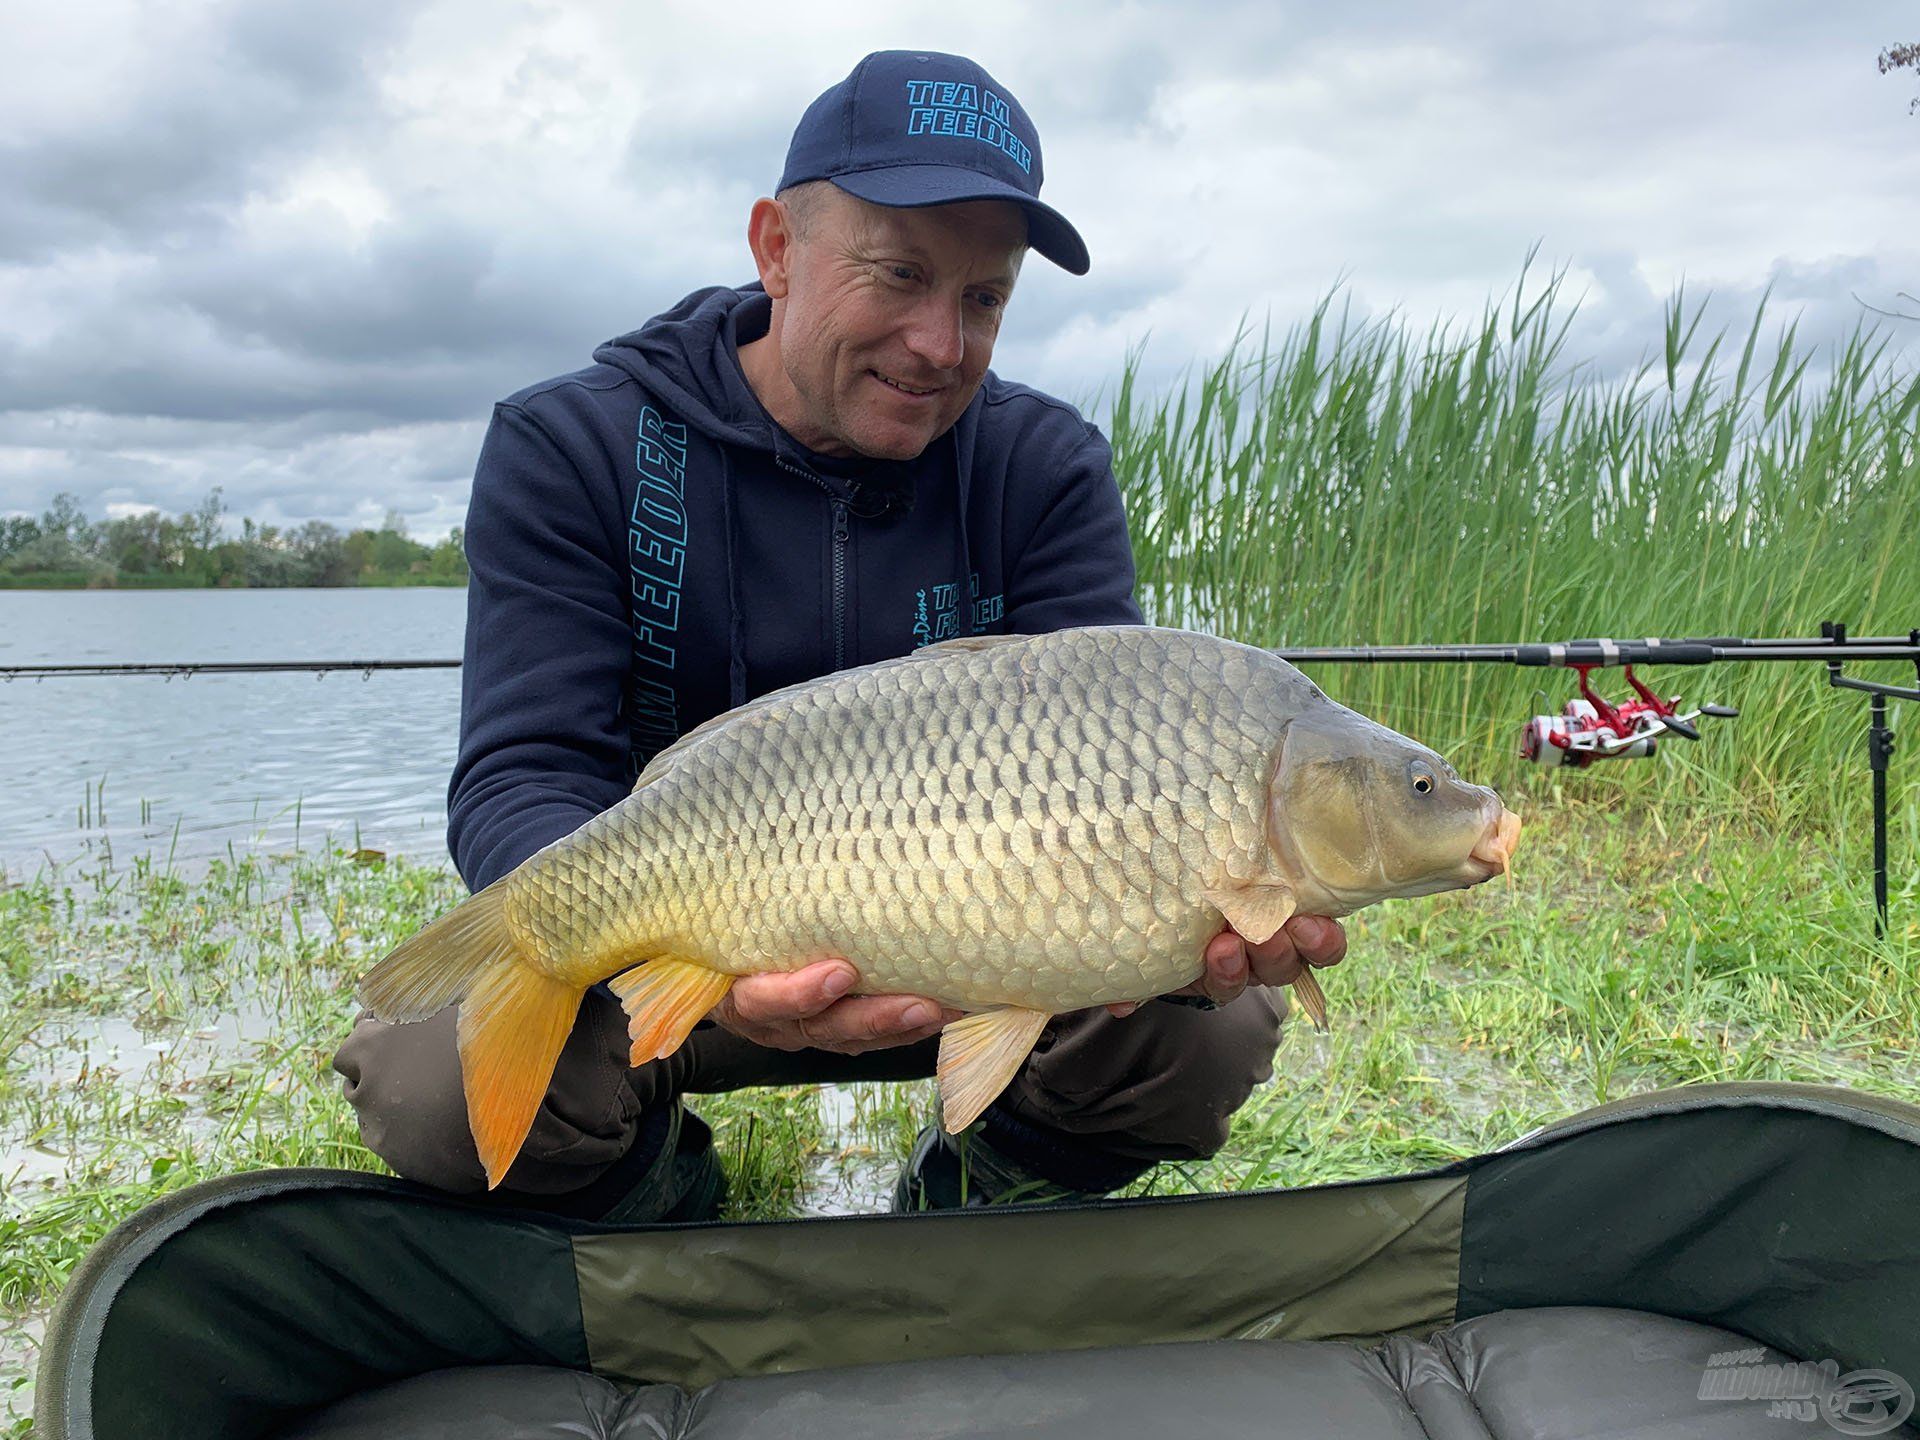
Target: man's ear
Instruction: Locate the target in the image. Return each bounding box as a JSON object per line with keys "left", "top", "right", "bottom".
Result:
{"left": 745, "top": 197, "right": 795, "bottom": 301}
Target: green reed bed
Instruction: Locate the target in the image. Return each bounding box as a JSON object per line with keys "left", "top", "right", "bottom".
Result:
{"left": 1108, "top": 276, "right": 1920, "bottom": 827}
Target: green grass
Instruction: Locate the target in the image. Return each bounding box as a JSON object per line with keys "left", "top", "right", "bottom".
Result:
{"left": 3, "top": 794, "right": 1914, "bottom": 1429}
{"left": 0, "top": 841, "right": 861, "bottom": 1430}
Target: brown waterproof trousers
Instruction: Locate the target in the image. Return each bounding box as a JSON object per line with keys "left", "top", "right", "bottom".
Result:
{"left": 333, "top": 983, "right": 1285, "bottom": 1207}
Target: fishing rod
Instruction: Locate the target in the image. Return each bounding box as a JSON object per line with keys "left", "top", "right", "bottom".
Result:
{"left": 0, "top": 658, "right": 461, "bottom": 680}
{"left": 1277, "top": 635, "right": 1920, "bottom": 666}
{"left": 1283, "top": 623, "right": 1920, "bottom": 939}
{"left": 1278, "top": 627, "right": 1919, "bottom": 769}
{"left": 10, "top": 633, "right": 1914, "bottom": 681}
{"left": 6, "top": 628, "right": 1914, "bottom": 933}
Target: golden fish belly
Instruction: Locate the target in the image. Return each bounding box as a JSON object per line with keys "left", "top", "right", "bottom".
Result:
{"left": 693, "top": 870, "right": 1223, "bottom": 1013}
{"left": 507, "top": 627, "right": 1307, "bottom": 1011}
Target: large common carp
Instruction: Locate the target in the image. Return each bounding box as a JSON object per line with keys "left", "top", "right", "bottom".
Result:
{"left": 360, "top": 626, "right": 1521, "bottom": 1188}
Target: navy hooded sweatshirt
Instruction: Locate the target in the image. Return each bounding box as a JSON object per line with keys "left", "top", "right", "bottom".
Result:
{"left": 447, "top": 283, "right": 1143, "bottom": 891}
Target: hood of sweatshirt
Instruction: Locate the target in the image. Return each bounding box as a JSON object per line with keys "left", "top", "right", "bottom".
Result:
{"left": 593, "top": 284, "right": 776, "bottom": 452}
{"left": 448, "top": 284, "right": 1142, "bottom": 889}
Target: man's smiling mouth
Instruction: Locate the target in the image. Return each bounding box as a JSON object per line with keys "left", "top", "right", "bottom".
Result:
{"left": 870, "top": 370, "right": 940, "bottom": 397}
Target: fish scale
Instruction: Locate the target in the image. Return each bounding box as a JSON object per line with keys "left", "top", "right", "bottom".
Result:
{"left": 537, "top": 627, "right": 1283, "bottom": 1012}
{"left": 360, "top": 623, "right": 1520, "bottom": 1188}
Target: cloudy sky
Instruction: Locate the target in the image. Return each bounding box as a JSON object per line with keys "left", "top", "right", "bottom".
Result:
{"left": 2, "top": 0, "right": 1914, "bottom": 540}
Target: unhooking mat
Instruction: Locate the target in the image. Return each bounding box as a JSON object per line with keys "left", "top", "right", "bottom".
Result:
{"left": 35, "top": 1081, "right": 1920, "bottom": 1439}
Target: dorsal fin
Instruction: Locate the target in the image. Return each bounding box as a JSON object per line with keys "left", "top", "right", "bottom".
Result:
{"left": 913, "top": 633, "right": 1030, "bottom": 657}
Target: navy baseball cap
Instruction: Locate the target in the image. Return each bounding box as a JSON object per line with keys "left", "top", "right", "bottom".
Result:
{"left": 777, "top": 51, "right": 1090, "bottom": 276}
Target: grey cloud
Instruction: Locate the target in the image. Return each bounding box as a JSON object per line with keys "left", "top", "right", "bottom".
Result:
{"left": 0, "top": 412, "right": 484, "bottom": 540}
{"left": 622, "top": 81, "right": 800, "bottom": 196}
{"left": 165, "top": 218, "right": 512, "bottom": 364}
{"left": 0, "top": 206, "right": 717, "bottom": 424}
{"left": 2, "top": 0, "right": 1914, "bottom": 544}
{"left": 0, "top": 1, "right": 417, "bottom": 262}
{"left": 1552, "top": 251, "right": 1907, "bottom": 386}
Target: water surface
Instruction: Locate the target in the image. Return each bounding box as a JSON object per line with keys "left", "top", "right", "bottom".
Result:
{"left": 0, "top": 588, "right": 467, "bottom": 875}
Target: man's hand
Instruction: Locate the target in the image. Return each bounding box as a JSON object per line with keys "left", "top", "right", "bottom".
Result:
{"left": 1106, "top": 915, "right": 1349, "bottom": 1017}
{"left": 713, "top": 958, "right": 962, "bottom": 1055}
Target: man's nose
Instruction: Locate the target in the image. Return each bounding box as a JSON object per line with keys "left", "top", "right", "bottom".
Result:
{"left": 901, "top": 294, "right": 965, "bottom": 372}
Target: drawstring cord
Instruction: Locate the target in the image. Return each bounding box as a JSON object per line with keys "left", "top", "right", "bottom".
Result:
{"left": 719, "top": 447, "right": 748, "bottom": 708}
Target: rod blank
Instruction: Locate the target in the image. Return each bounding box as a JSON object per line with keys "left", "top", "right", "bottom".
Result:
{"left": 0, "top": 659, "right": 461, "bottom": 680}
{"left": 1277, "top": 637, "right": 1920, "bottom": 667}
{"left": 2, "top": 633, "right": 1915, "bottom": 680}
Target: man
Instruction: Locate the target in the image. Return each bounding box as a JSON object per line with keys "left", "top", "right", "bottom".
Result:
{"left": 334, "top": 50, "right": 1346, "bottom": 1220}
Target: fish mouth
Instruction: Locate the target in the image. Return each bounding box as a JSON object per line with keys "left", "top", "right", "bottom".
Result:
{"left": 1469, "top": 807, "right": 1523, "bottom": 878}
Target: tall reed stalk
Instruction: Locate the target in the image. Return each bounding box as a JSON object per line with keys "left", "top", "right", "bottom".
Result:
{"left": 1103, "top": 273, "right": 1920, "bottom": 828}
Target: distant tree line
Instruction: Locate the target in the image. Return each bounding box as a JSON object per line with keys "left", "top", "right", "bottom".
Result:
{"left": 0, "top": 490, "right": 467, "bottom": 588}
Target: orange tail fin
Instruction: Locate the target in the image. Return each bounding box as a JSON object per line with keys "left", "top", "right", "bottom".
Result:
{"left": 457, "top": 961, "right": 582, "bottom": 1188}
{"left": 357, "top": 879, "right": 584, "bottom": 1189}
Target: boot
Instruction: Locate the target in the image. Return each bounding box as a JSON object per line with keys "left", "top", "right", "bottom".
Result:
{"left": 890, "top": 1124, "right": 1121, "bottom": 1212}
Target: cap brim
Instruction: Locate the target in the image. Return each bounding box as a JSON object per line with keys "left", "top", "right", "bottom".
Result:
{"left": 828, "top": 165, "right": 1090, "bottom": 276}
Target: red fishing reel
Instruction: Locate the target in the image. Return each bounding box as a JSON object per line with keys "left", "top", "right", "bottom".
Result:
{"left": 1520, "top": 664, "right": 1737, "bottom": 768}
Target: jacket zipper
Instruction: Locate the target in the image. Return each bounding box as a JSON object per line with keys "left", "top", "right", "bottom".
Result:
{"left": 830, "top": 501, "right": 850, "bottom": 670}
{"left": 777, "top": 456, "right": 852, "bottom": 672}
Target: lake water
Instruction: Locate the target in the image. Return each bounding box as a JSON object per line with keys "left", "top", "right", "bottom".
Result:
{"left": 0, "top": 588, "right": 468, "bottom": 877}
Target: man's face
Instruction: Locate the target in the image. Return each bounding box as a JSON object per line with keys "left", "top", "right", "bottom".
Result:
{"left": 762, "top": 187, "right": 1026, "bottom": 461}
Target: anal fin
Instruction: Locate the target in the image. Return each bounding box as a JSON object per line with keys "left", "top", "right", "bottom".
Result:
{"left": 936, "top": 1006, "right": 1051, "bottom": 1134}
{"left": 608, "top": 957, "right": 735, "bottom": 1065}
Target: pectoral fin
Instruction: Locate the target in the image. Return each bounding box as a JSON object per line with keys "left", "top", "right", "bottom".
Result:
{"left": 607, "top": 957, "right": 735, "bottom": 1065}
{"left": 1203, "top": 883, "right": 1298, "bottom": 946}
{"left": 936, "top": 1006, "right": 1052, "bottom": 1134}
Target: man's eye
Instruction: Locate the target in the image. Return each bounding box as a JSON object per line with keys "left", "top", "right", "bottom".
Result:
{"left": 973, "top": 291, "right": 1004, "bottom": 311}
{"left": 888, "top": 265, "right": 917, "bottom": 282}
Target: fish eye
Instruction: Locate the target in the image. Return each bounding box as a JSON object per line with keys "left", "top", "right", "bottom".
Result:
{"left": 1410, "top": 763, "right": 1435, "bottom": 795}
